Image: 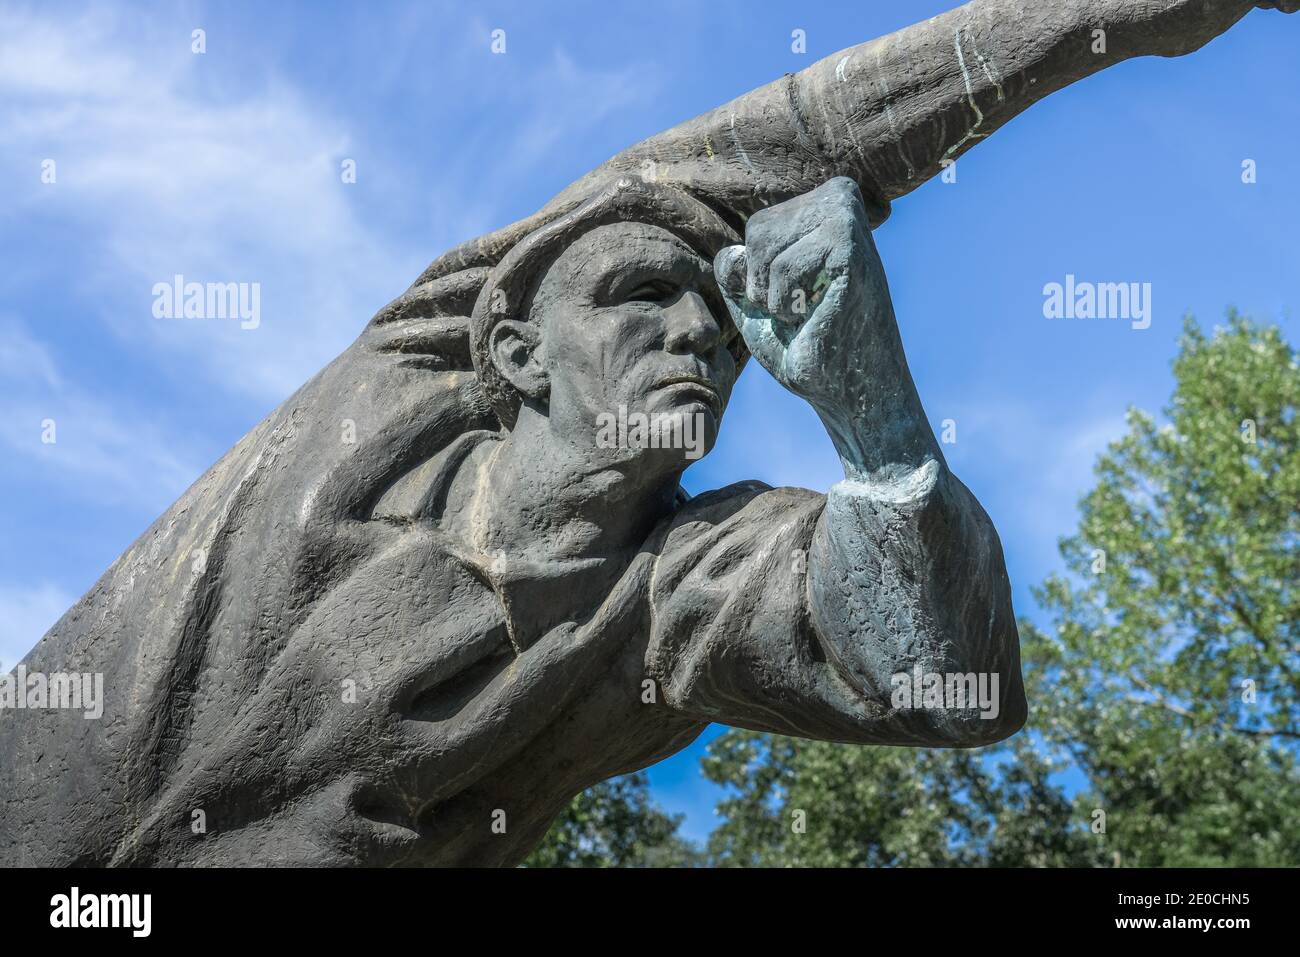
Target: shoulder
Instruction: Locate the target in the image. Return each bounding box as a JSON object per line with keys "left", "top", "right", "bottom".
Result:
{"left": 648, "top": 481, "right": 825, "bottom": 556}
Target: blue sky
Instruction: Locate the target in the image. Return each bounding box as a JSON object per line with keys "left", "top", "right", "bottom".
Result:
{"left": 2, "top": 0, "right": 1298, "bottom": 843}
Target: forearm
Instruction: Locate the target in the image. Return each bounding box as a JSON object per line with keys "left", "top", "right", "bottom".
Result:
{"left": 803, "top": 307, "right": 1025, "bottom": 742}
{"left": 808, "top": 293, "right": 941, "bottom": 484}
{"left": 797, "top": 197, "right": 941, "bottom": 484}
{"left": 799, "top": 240, "right": 1025, "bottom": 742}
{"left": 794, "top": 0, "right": 1256, "bottom": 204}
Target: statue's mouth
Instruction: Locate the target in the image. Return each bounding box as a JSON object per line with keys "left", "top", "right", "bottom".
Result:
{"left": 655, "top": 375, "right": 722, "bottom": 414}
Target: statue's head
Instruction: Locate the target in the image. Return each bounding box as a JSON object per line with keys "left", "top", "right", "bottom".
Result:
{"left": 469, "top": 178, "right": 746, "bottom": 468}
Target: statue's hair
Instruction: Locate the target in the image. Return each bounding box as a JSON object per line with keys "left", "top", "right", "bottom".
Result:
{"left": 468, "top": 176, "right": 743, "bottom": 429}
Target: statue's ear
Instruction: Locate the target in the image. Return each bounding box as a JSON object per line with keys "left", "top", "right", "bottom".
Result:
{"left": 488, "top": 319, "right": 548, "bottom": 402}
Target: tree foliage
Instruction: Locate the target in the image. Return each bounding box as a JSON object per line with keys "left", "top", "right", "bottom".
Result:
{"left": 1023, "top": 313, "right": 1300, "bottom": 866}
{"left": 700, "top": 731, "right": 1093, "bottom": 866}
{"left": 522, "top": 773, "right": 700, "bottom": 867}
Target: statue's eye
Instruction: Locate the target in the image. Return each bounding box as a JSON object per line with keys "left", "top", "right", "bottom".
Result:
{"left": 623, "top": 279, "right": 678, "bottom": 304}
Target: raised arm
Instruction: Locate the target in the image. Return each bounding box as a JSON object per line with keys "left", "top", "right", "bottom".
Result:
{"left": 420, "top": 1, "right": 1294, "bottom": 285}
{"left": 550, "top": 0, "right": 1291, "bottom": 226}
{"left": 720, "top": 176, "right": 1025, "bottom": 745}
{"left": 642, "top": 176, "right": 1023, "bottom": 747}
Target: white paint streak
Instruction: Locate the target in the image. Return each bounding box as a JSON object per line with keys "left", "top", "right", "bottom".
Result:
{"left": 946, "top": 27, "right": 988, "bottom": 159}
{"left": 874, "top": 49, "right": 914, "bottom": 181}
{"left": 974, "top": 47, "right": 1005, "bottom": 103}
{"left": 728, "top": 111, "right": 755, "bottom": 173}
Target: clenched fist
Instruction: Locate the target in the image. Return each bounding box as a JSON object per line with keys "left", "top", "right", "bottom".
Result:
{"left": 713, "top": 177, "right": 942, "bottom": 479}
{"left": 714, "top": 177, "right": 891, "bottom": 414}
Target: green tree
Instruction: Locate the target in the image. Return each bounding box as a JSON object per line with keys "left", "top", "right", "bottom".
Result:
{"left": 1025, "top": 313, "right": 1300, "bottom": 866}
{"left": 701, "top": 730, "right": 1092, "bottom": 866}
{"left": 522, "top": 773, "right": 701, "bottom": 867}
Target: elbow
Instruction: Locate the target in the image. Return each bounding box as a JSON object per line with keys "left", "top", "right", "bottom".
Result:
{"left": 887, "top": 662, "right": 1027, "bottom": 748}
{"left": 971, "top": 677, "right": 1027, "bottom": 746}
{"left": 937, "top": 621, "right": 1029, "bottom": 748}
{"left": 922, "top": 685, "right": 1027, "bottom": 748}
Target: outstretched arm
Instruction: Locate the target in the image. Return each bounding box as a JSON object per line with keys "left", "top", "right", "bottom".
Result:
{"left": 573, "top": 0, "right": 1293, "bottom": 223}
{"left": 427, "top": 1, "right": 1294, "bottom": 282}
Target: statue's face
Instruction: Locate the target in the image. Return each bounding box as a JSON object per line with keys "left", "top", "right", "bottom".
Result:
{"left": 528, "top": 221, "right": 739, "bottom": 464}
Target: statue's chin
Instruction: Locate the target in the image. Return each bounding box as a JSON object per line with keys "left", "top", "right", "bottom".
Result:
{"left": 588, "top": 397, "right": 718, "bottom": 468}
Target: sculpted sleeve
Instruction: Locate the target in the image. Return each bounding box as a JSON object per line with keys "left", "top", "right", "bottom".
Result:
{"left": 645, "top": 469, "right": 1025, "bottom": 747}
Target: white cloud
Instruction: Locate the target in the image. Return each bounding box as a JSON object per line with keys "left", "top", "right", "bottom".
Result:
{"left": 0, "top": 318, "right": 201, "bottom": 509}
{"left": 0, "top": 316, "right": 61, "bottom": 389}
{"left": 0, "top": 582, "right": 74, "bottom": 671}
{"left": 0, "top": 5, "right": 672, "bottom": 407}
{"left": 0, "top": 6, "right": 135, "bottom": 98}
{"left": 491, "top": 48, "right": 667, "bottom": 183}
{"left": 1, "top": 395, "right": 202, "bottom": 509}
{"left": 0, "top": 4, "right": 420, "bottom": 402}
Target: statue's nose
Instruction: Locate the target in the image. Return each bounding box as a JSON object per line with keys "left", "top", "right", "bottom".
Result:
{"left": 664, "top": 291, "right": 720, "bottom": 355}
